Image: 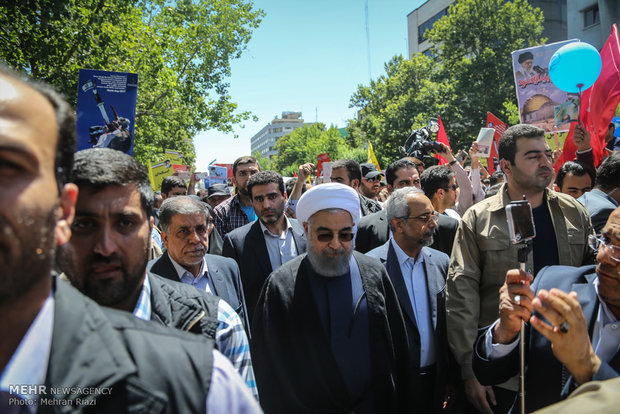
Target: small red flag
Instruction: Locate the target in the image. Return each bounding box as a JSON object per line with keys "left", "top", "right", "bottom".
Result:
{"left": 316, "top": 153, "right": 330, "bottom": 177}
{"left": 485, "top": 112, "right": 507, "bottom": 173}
{"left": 434, "top": 115, "right": 450, "bottom": 165}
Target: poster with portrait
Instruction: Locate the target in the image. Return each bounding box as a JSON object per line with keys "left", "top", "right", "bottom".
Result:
{"left": 208, "top": 165, "right": 228, "bottom": 186}
{"left": 512, "top": 40, "right": 577, "bottom": 133}
{"left": 148, "top": 160, "right": 174, "bottom": 191}
{"left": 76, "top": 69, "right": 138, "bottom": 154}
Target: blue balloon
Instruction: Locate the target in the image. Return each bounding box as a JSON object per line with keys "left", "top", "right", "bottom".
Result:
{"left": 549, "top": 42, "right": 602, "bottom": 93}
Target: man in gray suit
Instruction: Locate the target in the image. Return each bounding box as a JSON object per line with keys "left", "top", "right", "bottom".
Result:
{"left": 149, "top": 196, "right": 250, "bottom": 333}
{"left": 579, "top": 152, "right": 620, "bottom": 233}
{"left": 223, "top": 171, "right": 306, "bottom": 323}
{"left": 367, "top": 187, "right": 455, "bottom": 413}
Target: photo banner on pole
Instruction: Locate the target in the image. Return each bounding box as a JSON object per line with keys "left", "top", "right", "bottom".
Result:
{"left": 76, "top": 69, "right": 138, "bottom": 155}
{"left": 512, "top": 40, "right": 577, "bottom": 133}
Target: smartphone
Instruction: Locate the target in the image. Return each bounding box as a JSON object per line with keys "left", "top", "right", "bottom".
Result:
{"left": 506, "top": 200, "right": 536, "bottom": 244}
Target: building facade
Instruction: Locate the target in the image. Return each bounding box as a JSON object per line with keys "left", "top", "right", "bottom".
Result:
{"left": 567, "top": 0, "right": 619, "bottom": 50}
{"left": 250, "top": 111, "right": 306, "bottom": 159}
{"left": 407, "top": 0, "right": 569, "bottom": 57}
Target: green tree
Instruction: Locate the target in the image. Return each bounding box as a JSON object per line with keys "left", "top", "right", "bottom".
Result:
{"left": 273, "top": 123, "right": 351, "bottom": 176}
{"left": 0, "top": 0, "right": 263, "bottom": 166}
{"left": 347, "top": 0, "right": 545, "bottom": 162}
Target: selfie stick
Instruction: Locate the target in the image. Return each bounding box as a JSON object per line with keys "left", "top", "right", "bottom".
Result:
{"left": 517, "top": 241, "right": 532, "bottom": 414}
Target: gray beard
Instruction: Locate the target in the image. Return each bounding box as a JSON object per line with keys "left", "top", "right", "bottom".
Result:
{"left": 306, "top": 241, "right": 353, "bottom": 278}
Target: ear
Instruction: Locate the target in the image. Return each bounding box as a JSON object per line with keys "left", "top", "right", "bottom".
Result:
{"left": 161, "top": 230, "right": 170, "bottom": 250}
{"left": 499, "top": 159, "right": 512, "bottom": 177}
{"left": 303, "top": 221, "right": 309, "bottom": 236}
{"left": 55, "top": 183, "right": 78, "bottom": 246}
{"left": 389, "top": 218, "right": 404, "bottom": 234}
{"left": 351, "top": 178, "right": 360, "bottom": 190}
{"left": 387, "top": 184, "right": 394, "bottom": 194}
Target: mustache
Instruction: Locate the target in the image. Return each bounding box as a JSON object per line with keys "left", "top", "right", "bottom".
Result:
{"left": 324, "top": 247, "right": 346, "bottom": 255}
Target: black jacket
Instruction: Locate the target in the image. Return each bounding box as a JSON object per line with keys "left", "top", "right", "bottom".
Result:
{"left": 41, "top": 278, "right": 213, "bottom": 413}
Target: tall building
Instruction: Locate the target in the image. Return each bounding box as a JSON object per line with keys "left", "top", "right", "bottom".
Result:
{"left": 407, "top": 0, "right": 568, "bottom": 57}
{"left": 250, "top": 111, "right": 306, "bottom": 159}
{"left": 567, "top": 0, "right": 619, "bottom": 50}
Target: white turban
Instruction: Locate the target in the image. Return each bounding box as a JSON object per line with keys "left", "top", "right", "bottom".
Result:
{"left": 296, "top": 182, "right": 360, "bottom": 226}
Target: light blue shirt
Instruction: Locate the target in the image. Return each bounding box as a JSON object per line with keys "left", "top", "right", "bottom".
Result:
{"left": 390, "top": 238, "right": 436, "bottom": 367}
{"left": 259, "top": 218, "right": 298, "bottom": 271}
{"left": 170, "top": 256, "right": 216, "bottom": 294}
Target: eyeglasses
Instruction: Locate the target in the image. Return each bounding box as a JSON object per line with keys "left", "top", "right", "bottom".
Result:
{"left": 589, "top": 234, "right": 620, "bottom": 263}
{"left": 316, "top": 231, "right": 355, "bottom": 243}
{"left": 400, "top": 211, "right": 439, "bottom": 224}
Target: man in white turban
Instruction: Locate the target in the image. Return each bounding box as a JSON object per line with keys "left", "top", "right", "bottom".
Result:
{"left": 251, "top": 183, "right": 413, "bottom": 414}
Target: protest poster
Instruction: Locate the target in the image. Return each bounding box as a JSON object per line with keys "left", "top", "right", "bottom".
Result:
{"left": 208, "top": 165, "right": 228, "bottom": 186}
{"left": 165, "top": 149, "right": 184, "bottom": 163}
{"left": 148, "top": 160, "right": 174, "bottom": 191}
{"left": 512, "top": 40, "right": 577, "bottom": 133}
{"left": 76, "top": 69, "right": 138, "bottom": 154}
{"left": 473, "top": 128, "right": 495, "bottom": 158}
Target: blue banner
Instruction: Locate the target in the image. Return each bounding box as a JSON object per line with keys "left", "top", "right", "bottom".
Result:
{"left": 76, "top": 69, "right": 138, "bottom": 154}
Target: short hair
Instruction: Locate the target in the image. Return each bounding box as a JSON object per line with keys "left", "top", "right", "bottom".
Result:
{"left": 247, "top": 170, "right": 285, "bottom": 198}
{"left": 0, "top": 65, "right": 76, "bottom": 192}
{"left": 159, "top": 196, "right": 209, "bottom": 233}
{"left": 232, "top": 156, "right": 260, "bottom": 177}
{"left": 331, "top": 159, "right": 361, "bottom": 183}
{"left": 386, "top": 159, "right": 417, "bottom": 186}
{"left": 160, "top": 175, "right": 186, "bottom": 196}
{"left": 489, "top": 171, "right": 505, "bottom": 186}
{"left": 485, "top": 183, "right": 503, "bottom": 199}
{"left": 420, "top": 166, "right": 453, "bottom": 199}
{"left": 385, "top": 187, "right": 425, "bottom": 231}
{"left": 596, "top": 151, "right": 620, "bottom": 192}
{"left": 556, "top": 161, "right": 593, "bottom": 190}
{"left": 71, "top": 148, "right": 155, "bottom": 217}
{"left": 498, "top": 124, "right": 545, "bottom": 164}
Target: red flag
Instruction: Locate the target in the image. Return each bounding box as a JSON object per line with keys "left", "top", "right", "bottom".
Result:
{"left": 579, "top": 24, "right": 620, "bottom": 167}
{"left": 485, "top": 112, "right": 507, "bottom": 173}
{"left": 554, "top": 122, "right": 579, "bottom": 173}
{"left": 293, "top": 171, "right": 297, "bottom": 177}
{"left": 434, "top": 115, "right": 450, "bottom": 165}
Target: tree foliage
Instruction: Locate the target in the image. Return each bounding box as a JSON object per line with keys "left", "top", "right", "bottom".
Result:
{"left": 272, "top": 123, "right": 356, "bottom": 176}
{"left": 347, "top": 0, "right": 545, "bottom": 162}
{"left": 0, "top": 0, "right": 263, "bottom": 166}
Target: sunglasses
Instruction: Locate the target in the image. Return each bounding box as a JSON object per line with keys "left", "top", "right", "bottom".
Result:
{"left": 315, "top": 232, "right": 355, "bottom": 243}
{"left": 365, "top": 175, "right": 383, "bottom": 183}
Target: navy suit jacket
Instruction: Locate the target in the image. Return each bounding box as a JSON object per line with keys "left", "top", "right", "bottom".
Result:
{"left": 355, "top": 209, "right": 458, "bottom": 256}
{"left": 147, "top": 251, "right": 250, "bottom": 334}
{"left": 367, "top": 241, "right": 454, "bottom": 412}
{"left": 222, "top": 218, "right": 307, "bottom": 323}
{"left": 473, "top": 265, "right": 620, "bottom": 413}
{"left": 578, "top": 189, "right": 618, "bottom": 234}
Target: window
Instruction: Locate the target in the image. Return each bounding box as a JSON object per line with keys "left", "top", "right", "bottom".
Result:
{"left": 418, "top": 8, "right": 448, "bottom": 44}
{"left": 584, "top": 6, "right": 599, "bottom": 28}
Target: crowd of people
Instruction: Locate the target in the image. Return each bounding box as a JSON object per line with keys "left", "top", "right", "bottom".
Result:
{"left": 1, "top": 64, "right": 620, "bottom": 414}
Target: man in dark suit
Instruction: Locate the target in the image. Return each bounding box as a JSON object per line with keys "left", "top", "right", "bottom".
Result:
{"left": 148, "top": 196, "right": 250, "bottom": 333}
{"left": 367, "top": 187, "right": 455, "bottom": 412}
{"left": 223, "top": 171, "right": 306, "bottom": 323}
{"left": 356, "top": 158, "right": 458, "bottom": 255}
{"left": 578, "top": 152, "right": 620, "bottom": 233}
{"left": 251, "top": 183, "right": 413, "bottom": 413}
{"left": 473, "top": 206, "right": 620, "bottom": 412}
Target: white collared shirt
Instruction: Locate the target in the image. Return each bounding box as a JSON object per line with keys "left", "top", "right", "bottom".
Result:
{"left": 170, "top": 255, "right": 215, "bottom": 294}
{"left": 259, "top": 218, "right": 298, "bottom": 271}
{"left": 1, "top": 294, "right": 54, "bottom": 409}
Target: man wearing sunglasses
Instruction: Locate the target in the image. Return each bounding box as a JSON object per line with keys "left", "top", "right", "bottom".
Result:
{"left": 359, "top": 163, "right": 384, "bottom": 201}
{"left": 367, "top": 187, "right": 457, "bottom": 413}
{"left": 420, "top": 165, "right": 460, "bottom": 220}
{"left": 251, "top": 183, "right": 412, "bottom": 413}
{"left": 473, "top": 206, "right": 620, "bottom": 412}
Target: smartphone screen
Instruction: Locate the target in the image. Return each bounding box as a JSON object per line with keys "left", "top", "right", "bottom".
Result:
{"left": 506, "top": 200, "right": 536, "bottom": 244}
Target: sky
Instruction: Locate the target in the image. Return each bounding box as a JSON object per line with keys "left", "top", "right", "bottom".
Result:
{"left": 194, "top": 0, "right": 426, "bottom": 168}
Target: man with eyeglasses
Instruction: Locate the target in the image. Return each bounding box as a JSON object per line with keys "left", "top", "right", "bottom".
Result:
{"left": 367, "top": 187, "right": 457, "bottom": 413}
{"left": 359, "top": 163, "right": 383, "bottom": 201}
{"left": 251, "top": 183, "right": 413, "bottom": 413}
{"left": 472, "top": 206, "right": 620, "bottom": 412}
{"left": 420, "top": 165, "right": 461, "bottom": 220}
{"left": 356, "top": 159, "right": 459, "bottom": 256}
{"left": 447, "top": 124, "right": 595, "bottom": 414}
